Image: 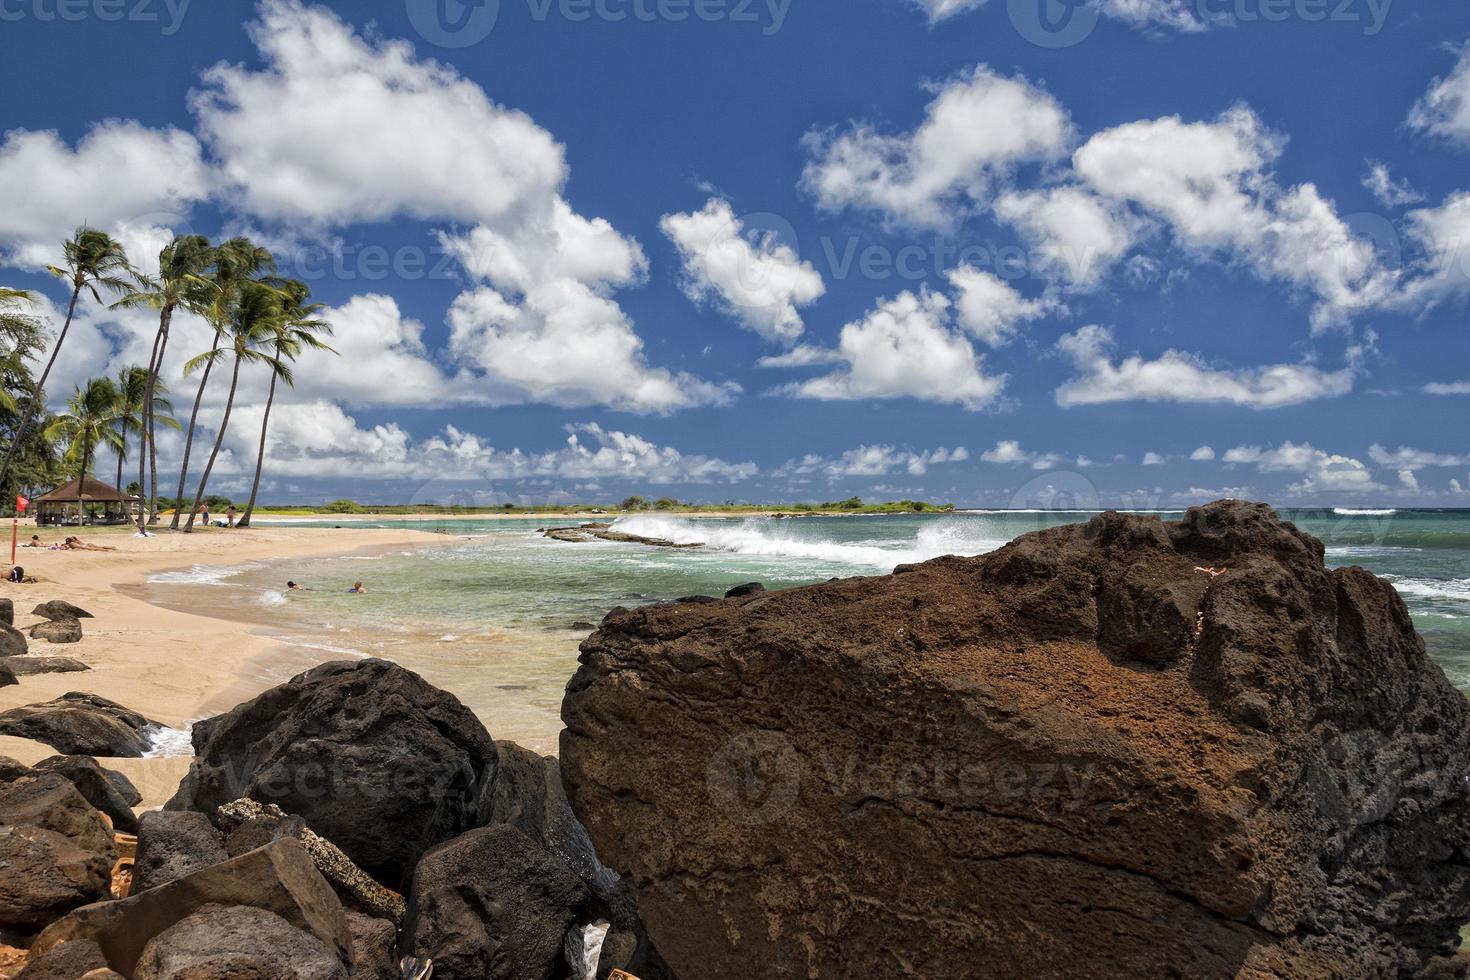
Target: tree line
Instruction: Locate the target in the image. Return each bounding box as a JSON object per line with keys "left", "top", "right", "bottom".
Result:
{"left": 0, "top": 228, "right": 336, "bottom": 531}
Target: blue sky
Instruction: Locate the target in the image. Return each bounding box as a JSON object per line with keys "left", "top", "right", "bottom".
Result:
{"left": 1, "top": 0, "right": 1469, "bottom": 507}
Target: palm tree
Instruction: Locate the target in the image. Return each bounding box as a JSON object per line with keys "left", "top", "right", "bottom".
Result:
{"left": 44, "top": 377, "right": 123, "bottom": 483}
{"left": 0, "top": 289, "right": 43, "bottom": 415}
{"left": 238, "top": 281, "right": 334, "bottom": 528}
{"left": 110, "top": 366, "right": 180, "bottom": 495}
{"left": 182, "top": 280, "right": 280, "bottom": 532}
{"left": 113, "top": 235, "right": 215, "bottom": 529}
{"left": 171, "top": 238, "right": 274, "bottom": 529}
{"left": 0, "top": 229, "right": 132, "bottom": 488}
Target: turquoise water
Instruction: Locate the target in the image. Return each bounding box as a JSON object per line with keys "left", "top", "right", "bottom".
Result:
{"left": 144, "top": 508, "right": 1470, "bottom": 750}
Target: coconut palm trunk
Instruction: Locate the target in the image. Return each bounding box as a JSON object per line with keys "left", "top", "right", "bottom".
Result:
{"left": 0, "top": 285, "right": 79, "bottom": 487}
{"left": 171, "top": 333, "right": 220, "bottom": 529}
{"left": 146, "top": 320, "right": 174, "bottom": 526}
{"left": 237, "top": 365, "right": 280, "bottom": 529}
{"left": 136, "top": 305, "right": 171, "bottom": 529}
{"left": 184, "top": 353, "right": 242, "bottom": 533}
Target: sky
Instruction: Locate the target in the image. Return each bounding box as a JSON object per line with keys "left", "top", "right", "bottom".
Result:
{"left": 1, "top": 0, "right": 1469, "bottom": 508}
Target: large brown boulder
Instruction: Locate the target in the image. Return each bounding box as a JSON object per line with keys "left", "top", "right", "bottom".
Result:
{"left": 0, "top": 826, "right": 112, "bottom": 931}
{"left": 166, "top": 659, "right": 497, "bottom": 888}
{"left": 133, "top": 904, "right": 348, "bottom": 980}
{"left": 33, "top": 756, "right": 141, "bottom": 834}
{"left": 132, "top": 811, "right": 228, "bottom": 891}
{"left": 31, "top": 601, "right": 93, "bottom": 622}
{"left": 28, "top": 620, "right": 82, "bottom": 644}
{"left": 0, "top": 693, "right": 162, "bottom": 757}
{"left": 0, "top": 773, "right": 116, "bottom": 859}
{"left": 561, "top": 500, "right": 1470, "bottom": 979}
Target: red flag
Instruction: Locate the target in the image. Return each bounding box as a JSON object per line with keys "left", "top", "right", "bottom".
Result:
{"left": 15, "top": 496, "right": 28, "bottom": 514}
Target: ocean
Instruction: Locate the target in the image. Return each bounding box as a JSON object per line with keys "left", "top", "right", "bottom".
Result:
{"left": 142, "top": 508, "right": 1470, "bottom": 754}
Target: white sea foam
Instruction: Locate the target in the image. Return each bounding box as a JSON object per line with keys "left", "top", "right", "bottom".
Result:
{"left": 1384, "top": 576, "right": 1470, "bottom": 602}
{"left": 143, "top": 724, "right": 194, "bottom": 759}
{"left": 1333, "top": 508, "right": 1397, "bottom": 516}
{"left": 611, "top": 516, "right": 1008, "bottom": 569}
{"left": 256, "top": 590, "right": 287, "bottom": 607}
{"left": 148, "top": 563, "right": 250, "bottom": 585}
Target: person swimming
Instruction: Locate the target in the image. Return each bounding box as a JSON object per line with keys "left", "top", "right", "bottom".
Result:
{"left": 348, "top": 582, "right": 366, "bottom": 594}
{"left": 287, "top": 581, "right": 303, "bottom": 591}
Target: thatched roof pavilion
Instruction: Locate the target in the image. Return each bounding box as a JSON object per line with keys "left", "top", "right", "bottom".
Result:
{"left": 33, "top": 476, "right": 140, "bottom": 526}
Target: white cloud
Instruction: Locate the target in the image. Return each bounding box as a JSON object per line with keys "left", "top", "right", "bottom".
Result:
{"left": 191, "top": 0, "right": 563, "bottom": 227}
{"left": 1399, "top": 469, "right": 1420, "bottom": 490}
{"left": 1054, "top": 325, "right": 1358, "bottom": 410}
{"left": 760, "top": 289, "right": 1005, "bottom": 409}
{"left": 980, "top": 440, "right": 1061, "bottom": 469}
{"left": 906, "top": 0, "right": 987, "bottom": 22}
{"left": 1394, "top": 192, "right": 1470, "bottom": 309}
{"left": 299, "top": 294, "right": 463, "bottom": 408}
{"left": 1452, "top": 478, "right": 1466, "bottom": 494}
{"left": 1362, "top": 162, "right": 1424, "bottom": 208}
{"left": 1190, "top": 446, "right": 1216, "bottom": 461}
{"left": 777, "top": 444, "right": 969, "bottom": 478}
{"left": 992, "top": 186, "right": 1139, "bottom": 289}
{"left": 660, "top": 199, "right": 825, "bottom": 344}
{"left": 1222, "top": 441, "right": 1382, "bottom": 494}
{"left": 221, "top": 405, "right": 757, "bottom": 483}
{"left": 1367, "top": 445, "right": 1470, "bottom": 470}
{"left": 0, "top": 121, "right": 210, "bottom": 270}
{"left": 1142, "top": 452, "right": 1166, "bottom": 465}
{"left": 1074, "top": 107, "right": 1394, "bottom": 329}
{"left": 946, "top": 265, "right": 1055, "bottom": 346}
{"left": 801, "top": 66, "right": 1072, "bottom": 228}
{"left": 446, "top": 282, "right": 736, "bottom": 414}
{"left": 1425, "top": 380, "right": 1470, "bottom": 395}
{"left": 1409, "top": 43, "right": 1470, "bottom": 144}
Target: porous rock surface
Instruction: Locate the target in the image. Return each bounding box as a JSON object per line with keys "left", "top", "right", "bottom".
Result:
{"left": 561, "top": 500, "right": 1470, "bottom": 979}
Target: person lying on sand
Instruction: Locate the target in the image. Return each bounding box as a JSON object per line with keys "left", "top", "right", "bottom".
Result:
{"left": 21, "top": 535, "right": 45, "bottom": 548}
{"left": 61, "top": 537, "right": 117, "bottom": 552}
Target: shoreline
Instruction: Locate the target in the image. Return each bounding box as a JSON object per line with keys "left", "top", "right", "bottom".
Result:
{"left": 0, "top": 524, "right": 453, "bottom": 809}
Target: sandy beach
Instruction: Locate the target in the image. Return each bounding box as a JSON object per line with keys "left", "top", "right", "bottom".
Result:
{"left": 0, "top": 521, "right": 447, "bottom": 809}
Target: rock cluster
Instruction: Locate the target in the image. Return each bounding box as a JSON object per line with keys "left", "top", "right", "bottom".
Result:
{"left": 562, "top": 500, "right": 1470, "bottom": 979}
{"left": 2, "top": 658, "right": 667, "bottom": 979}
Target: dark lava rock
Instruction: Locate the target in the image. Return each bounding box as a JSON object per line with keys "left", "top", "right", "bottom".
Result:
{"left": 0, "top": 598, "right": 12, "bottom": 626}
{"left": 675, "top": 595, "right": 718, "bottom": 605}
{"left": 15, "top": 939, "right": 109, "bottom": 979}
{"left": 0, "top": 624, "right": 26, "bottom": 658}
{"left": 561, "top": 500, "right": 1470, "bottom": 979}
{"left": 0, "top": 773, "right": 115, "bottom": 859}
{"left": 35, "top": 837, "right": 352, "bottom": 977}
{"left": 166, "top": 659, "right": 497, "bottom": 889}
{"left": 133, "top": 811, "right": 228, "bottom": 891}
{"left": 0, "top": 755, "right": 29, "bottom": 781}
{"left": 0, "top": 693, "right": 161, "bottom": 757}
{"left": 2, "top": 657, "right": 89, "bottom": 676}
{"left": 33, "top": 756, "right": 141, "bottom": 834}
{"left": 31, "top": 601, "right": 93, "bottom": 622}
{"left": 0, "top": 825, "right": 112, "bottom": 931}
{"left": 28, "top": 620, "right": 81, "bottom": 644}
{"left": 0, "top": 658, "right": 14, "bottom": 688}
{"left": 723, "top": 582, "right": 765, "bottom": 598}
{"left": 134, "top": 904, "right": 348, "bottom": 980}
{"left": 405, "top": 824, "right": 589, "bottom": 980}
{"left": 486, "top": 741, "right": 666, "bottom": 979}
{"left": 221, "top": 809, "right": 307, "bottom": 858}
{"left": 346, "top": 912, "right": 400, "bottom": 980}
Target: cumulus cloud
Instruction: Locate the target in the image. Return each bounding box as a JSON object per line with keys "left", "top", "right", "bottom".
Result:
{"left": 946, "top": 265, "right": 1056, "bottom": 346}
{"left": 1074, "top": 107, "right": 1394, "bottom": 329}
{"left": 906, "top": 0, "right": 987, "bottom": 22}
{"left": 1425, "top": 380, "right": 1470, "bottom": 395}
{"left": 220, "top": 405, "right": 757, "bottom": 483}
{"left": 1409, "top": 43, "right": 1470, "bottom": 144}
{"left": 1367, "top": 445, "right": 1470, "bottom": 470}
{"left": 992, "top": 186, "right": 1139, "bottom": 289}
{"left": 1190, "top": 446, "right": 1216, "bottom": 461}
{"left": 908, "top": 0, "right": 1213, "bottom": 32}
{"left": 1362, "top": 162, "right": 1424, "bottom": 208}
{"left": 801, "top": 66, "right": 1072, "bottom": 228}
{"left": 980, "top": 440, "right": 1061, "bottom": 469}
{"left": 1222, "top": 441, "right": 1381, "bottom": 493}
{"left": 1054, "top": 325, "right": 1358, "bottom": 409}
{"left": 1393, "top": 192, "right": 1470, "bottom": 310}
{"left": 776, "top": 444, "right": 969, "bottom": 478}
{"left": 1142, "top": 452, "right": 1166, "bottom": 465}
{"left": 0, "top": 121, "right": 210, "bottom": 270}
{"left": 660, "top": 199, "right": 825, "bottom": 344}
{"left": 760, "top": 289, "right": 1005, "bottom": 409}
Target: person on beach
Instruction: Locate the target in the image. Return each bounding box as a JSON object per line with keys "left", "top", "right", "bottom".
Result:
{"left": 22, "top": 535, "right": 44, "bottom": 548}
{"left": 348, "top": 581, "right": 366, "bottom": 594}
{"left": 201, "top": 506, "right": 210, "bottom": 526}
{"left": 227, "top": 505, "right": 237, "bottom": 528}
{"left": 62, "top": 537, "right": 117, "bottom": 552}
